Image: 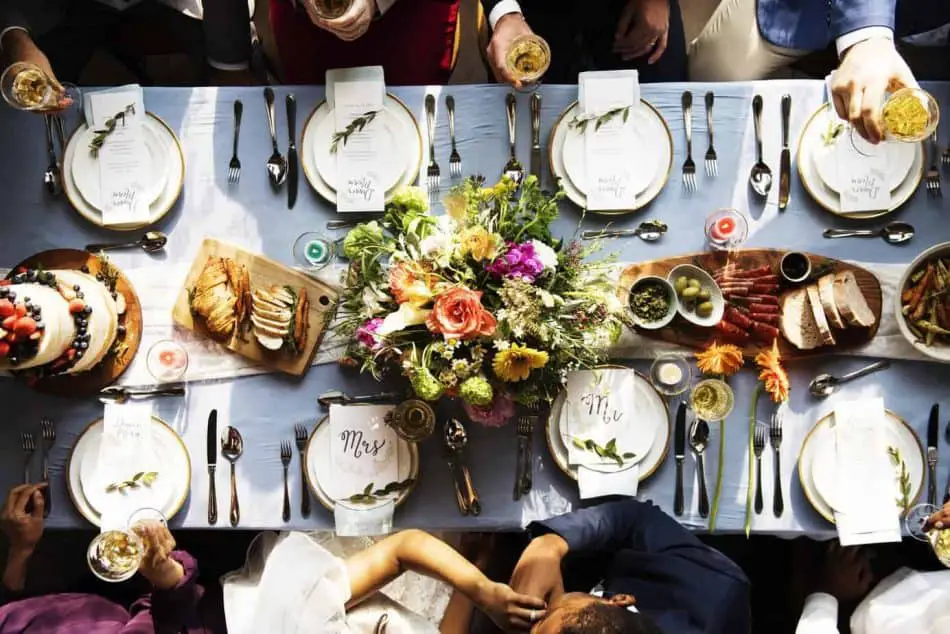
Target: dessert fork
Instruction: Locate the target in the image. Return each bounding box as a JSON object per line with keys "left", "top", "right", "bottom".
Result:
{"left": 21, "top": 433, "right": 35, "bottom": 484}
{"left": 769, "top": 410, "right": 784, "bottom": 517}
{"left": 681, "top": 91, "right": 696, "bottom": 192}
{"left": 503, "top": 93, "right": 524, "bottom": 186}
{"left": 425, "top": 94, "right": 440, "bottom": 196}
{"left": 294, "top": 423, "right": 311, "bottom": 518}
{"left": 704, "top": 91, "right": 717, "bottom": 177}
{"left": 228, "top": 99, "right": 242, "bottom": 184}
{"left": 280, "top": 441, "right": 292, "bottom": 522}
{"left": 753, "top": 425, "right": 767, "bottom": 515}
{"left": 41, "top": 418, "right": 55, "bottom": 517}
{"left": 514, "top": 416, "right": 532, "bottom": 500}
{"left": 446, "top": 95, "right": 462, "bottom": 178}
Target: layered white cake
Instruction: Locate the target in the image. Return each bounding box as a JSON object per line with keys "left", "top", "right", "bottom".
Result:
{"left": 0, "top": 268, "right": 121, "bottom": 375}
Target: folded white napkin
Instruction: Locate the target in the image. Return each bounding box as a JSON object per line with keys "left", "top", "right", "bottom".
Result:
{"left": 578, "top": 465, "right": 639, "bottom": 499}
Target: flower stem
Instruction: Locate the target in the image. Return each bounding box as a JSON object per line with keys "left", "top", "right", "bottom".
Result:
{"left": 746, "top": 383, "right": 763, "bottom": 538}
{"left": 709, "top": 417, "right": 725, "bottom": 533}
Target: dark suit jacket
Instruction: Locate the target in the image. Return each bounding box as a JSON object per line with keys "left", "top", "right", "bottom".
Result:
{"left": 530, "top": 500, "right": 750, "bottom": 634}
{"left": 756, "top": 0, "right": 895, "bottom": 50}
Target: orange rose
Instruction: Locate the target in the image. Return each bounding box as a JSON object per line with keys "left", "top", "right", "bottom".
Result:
{"left": 426, "top": 287, "right": 497, "bottom": 340}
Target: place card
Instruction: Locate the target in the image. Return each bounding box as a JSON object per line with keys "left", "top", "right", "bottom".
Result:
{"left": 564, "top": 369, "right": 641, "bottom": 467}
{"left": 326, "top": 404, "right": 398, "bottom": 501}
{"left": 837, "top": 135, "right": 891, "bottom": 214}
{"left": 330, "top": 68, "right": 386, "bottom": 212}
{"left": 96, "top": 401, "right": 153, "bottom": 531}
{"left": 579, "top": 71, "right": 640, "bottom": 211}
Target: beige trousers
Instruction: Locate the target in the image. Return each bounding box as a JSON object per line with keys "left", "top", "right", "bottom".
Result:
{"left": 687, "top": 0, "right": 810, "bottom": 81}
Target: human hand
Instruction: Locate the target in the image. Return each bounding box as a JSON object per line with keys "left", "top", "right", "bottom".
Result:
{"left": 487, "top": 13, "right": 533, "bottom": 89}
{"left": 1, "top": 30, "right": 71, "bottom": 110}
{"left": 831, "top": 37, "right": 917, "bottom": 144}
{"left": 475, "top": 580, "right": 546, "bottom": 632}
{"left": 924, "top": 502, "right": 950, "bottom": 531}
{"left": 308, "top": 0, "right": 375, "bottom": 42}
{"left": 134, "top": 522, "right": 184, "bottom": 590}
{"left": 508, "top": 534, "right": 567, "bottom": 604}
{"left": 1, "top": 484, "right": 46, "bottom": 555}
{"left": 815, "top": 542, "right": 873, "bottom": 603}
{"left": 613, "top": 0, "right": 670, "bottom": 64}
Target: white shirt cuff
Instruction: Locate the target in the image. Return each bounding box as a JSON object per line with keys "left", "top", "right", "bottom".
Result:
{"left": 836, "top": 26, "right": 894, "bottom": 57}
{"left": 207, "top": 58, "right": 250, "bottom": 72}
{"left": 0, "top": 26, "right": 28, "bottom": 53}
{"left": 796, "top": 593, "right": 840, "bottom": 634}
{"left": 489, "top": 0, "right": 522, "bottom": 30}
{"left": 375, "top": 0, "right": 398, "bottom": 14}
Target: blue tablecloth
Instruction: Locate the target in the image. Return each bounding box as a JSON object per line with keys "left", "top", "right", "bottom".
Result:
{"left": 1, "top": 80, "right": 948, "bottom": 535}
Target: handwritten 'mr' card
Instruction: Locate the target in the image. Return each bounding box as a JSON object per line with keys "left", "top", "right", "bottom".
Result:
{"left": 564, "top": 369, "right": 641, "bottom": 467}
{"left": 327, "top": 404, "right": 398, "bottom": 500}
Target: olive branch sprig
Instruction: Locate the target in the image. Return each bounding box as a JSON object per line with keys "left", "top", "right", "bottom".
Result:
{"left": 330, "top": 110, "right": 381, "bottom": 154}
{"left": 887, "top": 446, "right": 912, "bottom": 513}
{"left": 569, "top": 106, "right": 632, "bottom": 133}
{"left": 106, "top": 471, "right": 158, "bottom": 493}
{"left": 346, "top": 477, "right": 415, "bottom": 505}
{"left": 89, "top": 104, "right": 136, "bottom": 158}
{"left": 571, "top": 436, "right": 636, "bottom": 468}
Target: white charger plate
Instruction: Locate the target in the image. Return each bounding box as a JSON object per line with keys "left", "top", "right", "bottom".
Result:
{"left": 301, "top": 94, "right": 422, "bottom": 207}
{"left": 304, "top": 415, "right": 419, "bottom": 512}
{"left": 811, "top": 116, "right": 915, "bottom": 194}
{"left": 549, "top": 101, "right": 673, "bottom": 215}
{"left": 797, "top": 103, "right": 925, "bottom": 220}
{"left": 545, "top": 369, "right": 670, "bottom": 480}
{"left": 799, "top": 408, "right": 924, "bottom": 524}
{"left": 67, "top": 415, "right": 191, "bottom": 527}
{"left": 72, "top": 123, "right": 168, "bottom": 209}
{"left": 62, "top": 113, "right": 185, "bottom": 231}
{"left": 312, "top": 108, "right": 407, "bottom": 194}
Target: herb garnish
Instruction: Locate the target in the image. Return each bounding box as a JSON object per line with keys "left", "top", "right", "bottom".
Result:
{"left": 571, "top": 437, "right": 635, "bottom": 467}
{"left": 106, "top": 471, "right": 158, "bottom": 493}
{"left": 569, "top": 106, "right": 631, "bottom": 133}
{"left": 887, "top": 446, "right": 912, "bottom": 513}
{"left": 89, "top": 104, "right": 136, "bottom": 158}
{"left": 330, "top": 110, "right": 380, "bottom": 154}
{"left": 821, "top": 120, "right": 844, "bottom": 147}
{"left": 346, "top": 478, "right": 416, "bottom": 505}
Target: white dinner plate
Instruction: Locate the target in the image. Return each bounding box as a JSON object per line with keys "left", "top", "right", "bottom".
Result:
{"left": 312, "top": 108, "right": 407, "bottom": 194}
{"left": 305, "top": 415, "right": 419, "bottom": 512}
{"left": 811, "top": 116, "right": 915, "bottom": 194}
{"left": 67, "top": 415, "right": 191, "bottom": 527}
{"left": 62, "top": 113, "right": 185, "bottom": 231}
{"left": 546, "top": 370, "right": 670, "bottom": 480}
{"left": 301, "top": 94, "right": 423, "bottom": 207}
{"left": 550, "top": 100, "right": 673, "bottom": 214}
{"left": 799, "top": 408, "right": 924, "bottom": 524}
{"left": 797, "top": 103, "right": 925, "bottom": 220}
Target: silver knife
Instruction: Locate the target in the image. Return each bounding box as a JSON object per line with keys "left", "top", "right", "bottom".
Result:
{"left": 674, "top": 402, "right": 687, "bottom": 516}
{"left": 286, "top": 94, "right": 298, "bottom": 209}
{"left": 207, "top": 409, "right": 218, "bottom": 525}
{"left": 778, "top": 94, "right": 791, "bottom": 211}
{"left": 928, "top": 403, "right": 938, "bottom": 506}
{"left": 530, "top": 93, "right": 542, "bottom": 181}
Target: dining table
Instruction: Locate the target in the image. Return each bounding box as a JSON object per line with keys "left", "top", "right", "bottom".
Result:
{"left": 1, "top": 79, "right": 949, "bottom": 537}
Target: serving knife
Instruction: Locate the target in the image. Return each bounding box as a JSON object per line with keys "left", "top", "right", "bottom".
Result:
{"left": 207, "top": 409, "right": 218, "bottom": 525}
{"left": 529, "top": 93, "right": 542, "bottom": 181}
{"left": 928, "top": 403, "right": 939, "bottom": 506}
{"left": 674, "top": 402, "right": 686, "bottom": 516}
{"left": 286, "top": 93, "right": 298, "bottom": 209}
{"left": 778, "top": 94, "right": 791, "bottom": 211}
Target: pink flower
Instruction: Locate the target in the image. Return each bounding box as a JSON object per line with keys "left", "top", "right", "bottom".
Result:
{"left": 486, "top": 242, "right": 545, "bottom": 283}
{"left": 463, "top": 392, "right": 516, "bottom": 428}
{"left": 356, "top": 318, "right": 384, "bottom": 350}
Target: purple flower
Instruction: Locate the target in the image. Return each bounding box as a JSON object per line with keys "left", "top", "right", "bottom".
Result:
{"left": 486, "top": 242, "right": 545, "bottom": 283}
{"left": 356, "top": 317, "right": 384, "bottom": 350}
{"left": 463, "top": 392, "right": 516, "bottom": 428}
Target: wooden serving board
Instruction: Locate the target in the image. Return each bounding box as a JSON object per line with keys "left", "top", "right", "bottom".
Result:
{"left": 172, "top": 238, "right": 338, "bottom": 377}
{"left": 7, "top": 249, "right": 143, "bottom": 396}
{"left": 618, "top": 249, "right": 882, "bottom": 359}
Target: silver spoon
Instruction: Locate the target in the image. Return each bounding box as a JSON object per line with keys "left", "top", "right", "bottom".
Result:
{"left": 86, "top": 231, "right": 168, "bottom": 254}
{"left": 221, "top": 426, "right": 244, "bottom": 526}
{"left": 444, "top": 418, "right": 480, "bottom": 516}
{"left": 688, "top": 417, "right": 710, "bottom": 518}
{"left": 822, "top": 222, "right": 915, "bottom": 245}
{"left": 263, "top": 87, "right": 287, "bottom": 187}
{"left": 749, "top": 94, "right": 773, "bottom": 197}
{"left": 809, "top": 360, "right": 891, "bottom": 398}
{"left": 581, "top": 221, "right": 667, "bottom": 242}
{"left": 99, "top": 385, "right": 185, "bottom": 404}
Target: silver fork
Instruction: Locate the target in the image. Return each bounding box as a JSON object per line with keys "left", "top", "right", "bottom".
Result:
{"left": 228, "top": 99, "right": 243, "bottom": 184}
{"left": 21, "top": 433, "right": 35, "bottom": 484}
{"left": 41, "top": 418, "right": 55, "bottom": 517}
{"left": 514, "top": 416, "right": 532, "bottom": 500}
{"left": 769, "top": 411, "right": 783, "bottom": 518}
{"left": 942, "top": 137, "right": 950, "bottom": 168}
{"left": 280, "top": 441, "right": 292, "bottom": 522}
{"left": 294, "top": 423, "right": 310, "bottom": 518}
{"left": 503, "top": 93, "right": 524, "bottom": 186}
{"left": 446, "top": 95, "right": 461, "bottom": 178}
{"left": 704, "top": 91, "right": 717, "bottom": 177}
{"left": 753, "top": 425, "right": 766, "bottom": 515}
{"left": 927, "top": 131, "right": 942, "bottom": 197}
{"left": 681, "top": 91, "right": 696, "bottom": 192}
{"left": 425, "top": 94, "right": 440, "bottom": 197}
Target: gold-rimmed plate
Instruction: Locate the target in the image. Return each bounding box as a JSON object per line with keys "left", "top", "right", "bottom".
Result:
{"left": 548, "top": 100, "right": 673, "bottom": 215}
{"left": 798, "top": 408, "right": 924, "bottom": 524}
{"left": 67, "top": 415, "right": 191, "bottom": 527}
{"left": 796, "top": 103, "right": 925, "bottom": 220}
{"left": 62, "top": 112, "right": 185, "bottom": 231}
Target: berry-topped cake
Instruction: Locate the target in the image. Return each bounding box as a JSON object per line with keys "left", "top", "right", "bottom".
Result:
{"left": 0, "top": 267, "right": 124, "bottom": 376}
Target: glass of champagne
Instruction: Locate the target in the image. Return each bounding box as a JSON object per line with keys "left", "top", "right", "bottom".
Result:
{"left": 506, "top": 34, "right": 551, "bottom": 92}
{"left": 306, "top": 0, "right": 354, "bottom": 20}
{"left": 905, "top": 503, "right": 950, "bottom": 568}
{"left": 848, "top": 87, "right": 940, "bottom": 155}
{"left": 690, "top": 378, "right": 735, "bottom": 421}
{"left": 1, "top": 62, "right": 79, "bottom": 112}
{"left": 86, "top": 508, "right": 167, "bottom": 582}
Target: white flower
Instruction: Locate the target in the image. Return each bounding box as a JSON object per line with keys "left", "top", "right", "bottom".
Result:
{"left": 419, "top": 216, "right": 456, "bottom": 258}
{"left": 378, "top": 303, "right": 431, "bottom": 335}
{"left": 530, "top": 240, "right": 558, "bottom": 271}
{"left": 361, "top": 284, "right": 391, "bottom": 316}
{"left": 538, "top": 289, "right": 556, "bottom": 308}
{"left": 493, "top": 340, "right": 511, "bottom": 351}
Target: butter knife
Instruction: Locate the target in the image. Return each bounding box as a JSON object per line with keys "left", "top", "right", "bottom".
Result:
{"left": 778, "top": 94, "right": 791, "bottom": 211}
{"left": 207, "top": 409, "right": 218, "bottom": 525}
{"left": 530, "top": 93, "right": 542, "bottom": 181}
{"left": 928, "top": 403, "right": 938, "bottom": 506}
{"left": 286, "top": 93, "right": 298, "bottom": 209}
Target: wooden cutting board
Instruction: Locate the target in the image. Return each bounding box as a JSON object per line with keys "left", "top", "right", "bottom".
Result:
{"left": 618, "top": 249, "right": 882, "bottom": 359}
{"left": 172, "top": 238, "right": 338, "bottom": 376}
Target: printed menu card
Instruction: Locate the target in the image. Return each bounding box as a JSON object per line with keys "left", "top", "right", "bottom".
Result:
{"left": 327, "top": 404, "right": 398, "bottom": 501}
{"left": 85, "top": 86, "right": 150, "bottom": 226}
{"left": 578, "top": 71, "right": 640, "bottom": 211}
{"left": 329, "top": 67, "right": 386, "bottom": 212}
{"left": 94, "top": 402, "right": 153, "bottom": 531}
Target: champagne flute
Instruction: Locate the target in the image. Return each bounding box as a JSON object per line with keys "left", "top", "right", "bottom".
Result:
{"left": 905, "top": 503, "right": 950, "bottom": 568}
{"left": 1, "top": 62, "right": 79, "bottom": 113}
{"left": 86, "top": 508, "right": 167, "bottom": 582}
{"left": 506, "top": 34, "right": 551, "bottom": 93}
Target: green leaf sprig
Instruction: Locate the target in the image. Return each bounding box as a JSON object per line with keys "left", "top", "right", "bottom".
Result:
{"left": 106, "top": 471, "right": 158, "bottom": 493}
{"left": 571, "top": 436, "right": 635, "bottom": 468}
{"left": 887, "top": 446, "right": 912, "bottom": 514}
{"left": 569, "top": 106, "right": 631, "bottom": 133}
{"left": 330, "top": 110, "right": 381, "bottom": 154}
{"left": 821, "top": 120, "right": 844, "bottom": 147}
{"left": 89, "top": 104, "right": 136, "bottom": 158}
{"left": 346, "top": 477, "right": 415, "bottom": 505}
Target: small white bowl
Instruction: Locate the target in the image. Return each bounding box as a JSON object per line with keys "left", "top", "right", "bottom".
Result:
{"left": 666, "top": 264, "right": 724, "bottom": 328}
{"left": 895, "top": 241, "right": 950, "bottom": 362}
{"left": 628, "top": 276, "right": 678, "bottom": 330}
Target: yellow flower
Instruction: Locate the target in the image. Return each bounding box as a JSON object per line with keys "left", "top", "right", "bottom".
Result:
{"left": 492, "top": 178, "right": 516, "bottom": 199}
{"left": 459, "top": 226, "right": 500, "bottom": 261}
{"left": 493, "top": 344, "right": 548, "bottom": 382}
{"left": 442, "top": 193, "right": 468, "bottom": 224}
{"left": 755, "top": 339, "right": 790, "bottom": 403}
{"left": 695, "top": 342, "right": 745, "bottom": 377}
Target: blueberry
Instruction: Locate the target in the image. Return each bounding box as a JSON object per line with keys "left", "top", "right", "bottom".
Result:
{"left": 31, "top": 306, "right": 40, "bottom": 316}
{"left": 39, "top": 272, "right": 51, "bottom": 283}
{"left": 0, "top": 288, "right": 6, "bottom": 298}
{"left": 24, "top": 303, "right": 32, "bottom": 312}
{"left": 82, "top": 306, "right": 92, "bottom": 315}
{"left": 77, "top": 324, "right": 87, "bottom": 332}
{"left": 117, "top": 325, "right": 126, "bottom": 335}
{"left": 78, "top": 341, "right": 87, "bottom": 350}
{"left": 26, "top": 271, "right": 36, "bottom": 282}
{"left": 35, "top": 321, "right": 44, "bottom": 330}
{"left": 76, "top": 292, "right": 84, "bottom": 300}
{"left": 7, "top": 292, "right": 15, "bottom": 302}
{"left": 75, "top": 350, "right": 84, "bottom": 359}
{"left": 23, "top": 297, "right": 29, "bottom": 303}
{"left": 8, "top": 357, "right": 18, "bottom": 366}
{"left": 13, "top": 275, "right": 25, "bottom": 284}
{"left": 73, "top": 284, "right": 80, "bottom": 291}
{"left": 80, "top": 265, "right": 89, "bottom": 273}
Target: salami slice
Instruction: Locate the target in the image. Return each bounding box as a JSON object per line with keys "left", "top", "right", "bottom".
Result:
{"left": 749, "top": 313, "right": 780, "bottom": 325}
{"left": 751, "top": 321, "right": 780, "bottom": 340}
{"left": 725, "top": 306, "right": 753, "bottom": 329}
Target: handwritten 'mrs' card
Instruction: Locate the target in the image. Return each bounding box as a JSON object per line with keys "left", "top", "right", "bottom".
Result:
{"left": 333, "top": 77, "right": 385, "bottom": 212}
{"left": 327, "top": 404, "right": 398, "bottom": 500}
{"left": 564, "top": 369, "right": 645, "bottom": 467}
{"left": 837, "top": 133, "right": 891, "bottom": 214}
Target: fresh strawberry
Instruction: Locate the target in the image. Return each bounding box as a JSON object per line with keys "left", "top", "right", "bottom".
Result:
{"left": 0, "top": 299, "right": 13, "bottom": 317}
{"left": 68, "top": 299, "right": 85, "bottom": 314}
{"left": 13, "top": 317, "right": 36, "bottom": 337}
{"left": 1, "top": 316, "right": 16, "bottom": 331}
{"left": 14, "top": 303, "right": 26, "bottom": 318}
{"left": 0, "top": 341, "right": 8, "bottom": 358}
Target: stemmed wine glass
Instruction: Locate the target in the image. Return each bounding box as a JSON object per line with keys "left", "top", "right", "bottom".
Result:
{"left": 86, "top": 508, "right": 167, "bottom": 582}
{"left": 904, "top": 503, "right": 950, "bottom": 568}
{"left": 506, "top": 34, "right": 551, "bottom": 93}
{"left": 1, "top": 62, "right": 80, "bottom": 113}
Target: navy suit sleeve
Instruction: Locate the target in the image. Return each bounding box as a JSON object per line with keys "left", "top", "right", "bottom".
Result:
{"left": 202, "top": 0, "right": 252, "bottom": 68}
{"left": 830, "top": 0, "right": 896, "bottom": 39}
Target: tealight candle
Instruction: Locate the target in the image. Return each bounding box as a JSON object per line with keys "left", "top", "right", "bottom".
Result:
{"left": 305, "top": 239, "right": 331, "bottom": 266}
{"left": 656, "top": 361, "right": 683, "bottom": 386}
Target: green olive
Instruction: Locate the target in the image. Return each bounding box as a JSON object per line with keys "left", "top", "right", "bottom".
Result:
{"left": 680, "top": 286, "right": 700, "bottom": 299}
{"left": 674, "top": 276, "right": 689, "bottom": 293}
{"left": 697, "top": 301, "right": 714, "bottom": 317}
{"left": 697, "top": 289, "right": 711, "bottom": 301}
{"left": 688, "top": 278, "right": 701, "bottom": 289}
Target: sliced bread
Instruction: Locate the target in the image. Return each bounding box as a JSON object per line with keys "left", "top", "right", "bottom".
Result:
{"left": 780, "top": 288, "right": 822, "bottom": 350}
{"left": 806, "top": 284, "right": 836, "bottom": 346}
{"left": 817, "top": 274, "right": 846, "bottom": 329}
{"left": 833, "top": 270, "right": 876, "bottom": 327}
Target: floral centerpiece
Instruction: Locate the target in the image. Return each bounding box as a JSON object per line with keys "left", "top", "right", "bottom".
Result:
{"left": 333, "top": 176, "right": 624, "bottom": 426}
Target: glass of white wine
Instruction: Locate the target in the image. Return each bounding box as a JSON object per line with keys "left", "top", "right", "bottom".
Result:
{"left": 86, "top": 508, "right": 167, "bottom": 583}
{"left": 848, "top": 87, "right": 940, "bottom": 155}
{"left": 506, "top": 34, "right": 551, "bottom": 92}
{"left": 306, "top": 0, "right": 354, "bottom": 20}
{"left": 1, "top": 62, "right": 79, "bottom": 112}
{"left": 689, "top": 378, "right": 735, "bottom": 421}
{"left": 905, "top": 503, "right": 950, "bottom": 568}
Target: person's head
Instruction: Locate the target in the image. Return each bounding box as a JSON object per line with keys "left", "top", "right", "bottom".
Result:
{"left": 530, "top": 592, "right": 662, "bottom": 634}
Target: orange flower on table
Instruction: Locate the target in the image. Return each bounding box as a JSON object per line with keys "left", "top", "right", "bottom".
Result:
{"left": 426, "top": 287, "right": 497, "bottom": 340}
{"left": 459, "top": 226, "right": 501, "bottom": 262}
{"left": 755, "top": 339, "right": 790, "bottom": 403}
{"left": 389, "top": 262, "right": 438, "bottom": 307}
{"left": 695, "top": 341, "right": 745, "bottom": 377}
